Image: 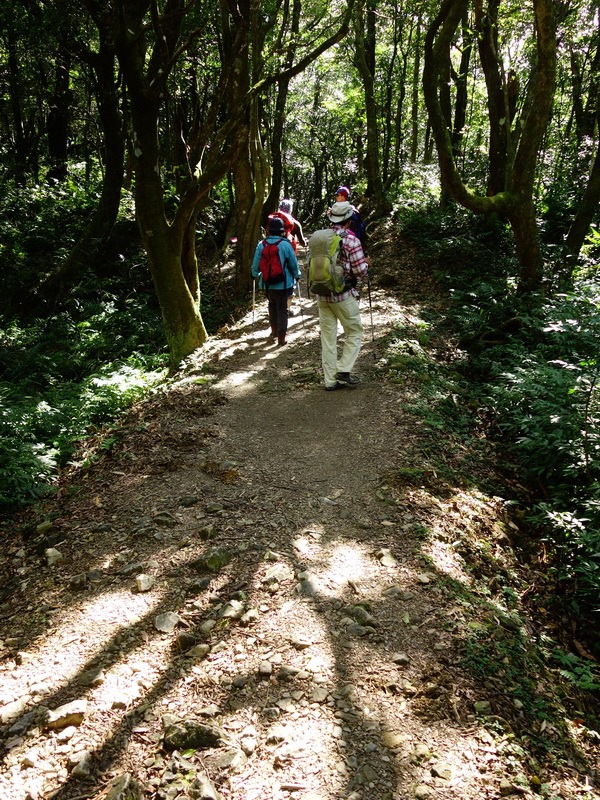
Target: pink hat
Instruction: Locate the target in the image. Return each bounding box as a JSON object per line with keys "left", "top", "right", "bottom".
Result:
{"left": 335, "top": 186, "right": 350, "bottom": 199}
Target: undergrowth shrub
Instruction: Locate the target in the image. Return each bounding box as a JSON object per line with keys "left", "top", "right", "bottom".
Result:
{"left": 404, "top": 206, "right": 600, "bottom": 621}
{"left": 0, "top": 178, "right": 170, "bottom": 510}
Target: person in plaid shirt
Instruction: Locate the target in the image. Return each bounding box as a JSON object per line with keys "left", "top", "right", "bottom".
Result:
{"left": 319, "top": 201, "right": 371, "bottom": 391}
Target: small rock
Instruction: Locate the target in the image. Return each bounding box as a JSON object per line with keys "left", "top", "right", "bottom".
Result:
{"left": 135, "top": 574, "right": 155, "bottom": 592}
{"left": 362, "top": 764, "right": 379, "bottom": 781}
{"left": 163, "top": 720, "right": 228, "bottom": 751}
{"left": 258, "top": 661, "right": 272, "bottom": 677}
{"left": 69, "top": 573, "right": 89, "bottom": 590}
{"left": 188, "top": 644, "right": 211, "bottom": 660}
{"left": 198, "top": 619, "right": 216, "bottom": 637}
{"left": 474, "top": 700, "right": 492, "bottom": 715}
{"left": 20, "top": 748, "right": 40, "bottom": 768}
{"left": 376, "top": 548, "right": 398, "bottom": 567}
{"left": 56, "top": 726, "right": 77, "bottom": 742}
{"left": 218, "top": 600, "right": 245, "bottom": 619}
{"left": 347, "top": 604, "right": 378, "bottom": 627}
{"left": 382, "top": 731, "right": 405, "bottom": 749}
{"left": 154, "top": 612, "right": 182, "bottom": 633}
{"left": 77, "top": 667, "right": 106, "bottom": 687}
{"left": 287, "top": 633, "right": 309, "bottom": 650}
{"left": 311, "top": 688, "right": 329, "bottom": 703}
{"left": 277, "top": 665, "right": 299, "bottom": 681}
{"left": 45, "top": 548, "right": 64, "bottom": 566}
{"left": 195, "top": 548, "right": 234, "bottom": 573}
{"left": 0, "top": 696, "right": 32, "bottom": 724}
{"left": 177, "top": 632, "right": 198, "bottom": 652}
{"left": 46, "top": 700, "right": 87, "bottom": 730}
{"left": 409, "top": 743, "right": 431, "bottom": 764}
{"left": 264, "top": 564, "right": 293, "bottom": 584}
{"left": 276, "top": 698, "right": 295, "bottom": 713}
{"left": 391, "top": 652, "right": 410, "bottom": 666}
{"left": 198, "top": 704, "right": 222, "bottom": 718}
{"left": 213, "top": 747, "right": 246, "bottom": 770}
{"left": 431, "top": 762, "right": 453, "bottom": 781}
{"left": 102, "top": 772, "right": 143, "bottom": 800}
{"left": 414, "top": 786, "right": 432, "bottom": 799}
{"left": 197, "top": 523, "right": 217, "bottom": 540}
{"left": 190, "top": 774, "right": 221, "bottom": 800}
{"left": 266, "top": 724, "right": 287, "bottom": 743}
{"left": 69, "top": 750, "right": 93, "bottom": 776}
{"left": 240, "top": 608, "right": 259, "bottom": 626}
{"left": 153, "top": 511, "right": 179, "bottom": 527}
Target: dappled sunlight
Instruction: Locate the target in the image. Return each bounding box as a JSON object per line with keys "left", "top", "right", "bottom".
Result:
{"left": 423, "top": 533, "right": 475, "bottom": 587}
{"left": 314, "top": 540, "right": 375, "bottom": 594}
{"left": 0, "top": 589, "right": 170, "bottom": 710}
{"left": 3, "top": 241, "right": 596, "bottom": 800}
{"left": 214, "top": 369, "right": 260, "bottom": 394}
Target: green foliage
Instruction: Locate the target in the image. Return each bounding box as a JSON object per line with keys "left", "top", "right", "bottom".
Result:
{"left": 0, "top": 175, "right": 102, "bottom": 308}
{"left": 553, "top": 649, "right": 600, "bottom": 692}
{"left": 0, "top": 179, "right": 168, "bottom": 510}
{"left": 416, "top": 207, "right": 600, "bottom": 617}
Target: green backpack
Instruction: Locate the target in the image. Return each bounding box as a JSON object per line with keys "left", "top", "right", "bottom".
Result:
{"left": 307, "top": 229, "right": 347, "bottom": 295}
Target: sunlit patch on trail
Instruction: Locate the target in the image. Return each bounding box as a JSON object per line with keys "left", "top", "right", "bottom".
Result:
{"left": 0, "top": 589, "right": 170, "bottom": 706}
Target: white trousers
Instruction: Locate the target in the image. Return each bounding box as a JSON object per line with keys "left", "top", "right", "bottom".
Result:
{"left": 318, "top": 295, "right": 363, "bottom": 387}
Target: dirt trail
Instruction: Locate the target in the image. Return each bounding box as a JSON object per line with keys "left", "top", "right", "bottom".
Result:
{"left": 0, "top": 244, "right": 598, "bottom": 800}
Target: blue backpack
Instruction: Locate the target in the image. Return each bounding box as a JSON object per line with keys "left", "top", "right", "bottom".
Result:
{"left": 349, "top": 210, "right": 367, "bottom": 245}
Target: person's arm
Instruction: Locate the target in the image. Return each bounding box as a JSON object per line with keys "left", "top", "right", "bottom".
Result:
{"left": 293, "top": 219, "right": 307, "bottom": 247}
{"left": 343, "top": 234, "right": 369, "bottom": 280}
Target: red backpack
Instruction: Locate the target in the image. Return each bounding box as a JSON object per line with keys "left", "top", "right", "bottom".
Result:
{"left": 259, "top": 239, "right": 284, "bottom": 285}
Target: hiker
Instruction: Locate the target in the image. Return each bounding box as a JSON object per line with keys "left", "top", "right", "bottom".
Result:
{"left": 329, "top": 186, "right": 367, "bottom": 251}
{"left": 317, "top": 200, "right": 371, "bottom": 391}
{"left": 275, "top": 200, "right": 307, "bottom": 316}
{"left": 275, "top": 199, "right": 307, "bottom": 250}
{"left": 251, "top": 215, "right": 301, "bottom": 347}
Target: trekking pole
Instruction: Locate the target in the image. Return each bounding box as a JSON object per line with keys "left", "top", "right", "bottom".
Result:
{"left": 296, "top": 280, "right": 305, "bottom": 329}
{"left": 252, "top": 278, "right": 256, "bottom": 331}
{"left": 367, "top": 275, "right": 374, "bottom": 341}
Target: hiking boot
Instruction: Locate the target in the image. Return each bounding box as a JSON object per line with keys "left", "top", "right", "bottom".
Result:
{"left": 277, "top": 335, "right": 287, "bottom": 347}
{"left": 325, "top": 382, "right": 345, "bottom": 391}
{"left": 336, "top": 372, "right": 360, "bottom": 386}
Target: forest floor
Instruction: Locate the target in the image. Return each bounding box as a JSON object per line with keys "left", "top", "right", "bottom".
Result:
{"left": 1, "top": 222, "right": 599, "bottom": 800}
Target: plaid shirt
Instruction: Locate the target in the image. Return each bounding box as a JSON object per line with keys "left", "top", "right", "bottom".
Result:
{"left": 318, "top": 226, "right": 369, "bottom": 303}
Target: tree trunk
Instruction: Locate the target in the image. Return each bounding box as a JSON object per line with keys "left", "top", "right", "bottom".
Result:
{"left": 563, "top": 101, "right": 600, "bottom": 270}
{"left": 46, "top": 39, "right": 71, "bottom": 184}
{"left": 133, "top": 99, "right": 208, "bottom": 368}
{"left": 423, "top": 0, "right": 556, "bottom": 291}
{"left": 410, "top": 16, "right": 421, "bottom": 164}
{"left": 6, "top": 31, "right": 28, "bottom": 185}
{"left": 263, "top": 0, "right": 301, "bottom": 216}
{"left": 451, "top": 7, "right": 472, "bottom": 161}
{"left": 28, "top": 30, "right": 125, "bottom": 311}
{"left": 475, "top": 0, "right": 507, "bottom": 195}
{"left": 353, "top": 0, "right": 391, "bottom": 214}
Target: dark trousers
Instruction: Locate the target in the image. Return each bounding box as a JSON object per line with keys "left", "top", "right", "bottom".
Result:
{"left": 265, "top": 288, "right": 293, "bottom": 335}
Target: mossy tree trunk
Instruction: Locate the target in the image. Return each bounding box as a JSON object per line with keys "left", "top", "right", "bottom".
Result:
{"left": 423, "top": 0, "right": 557, "bottom": 292}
